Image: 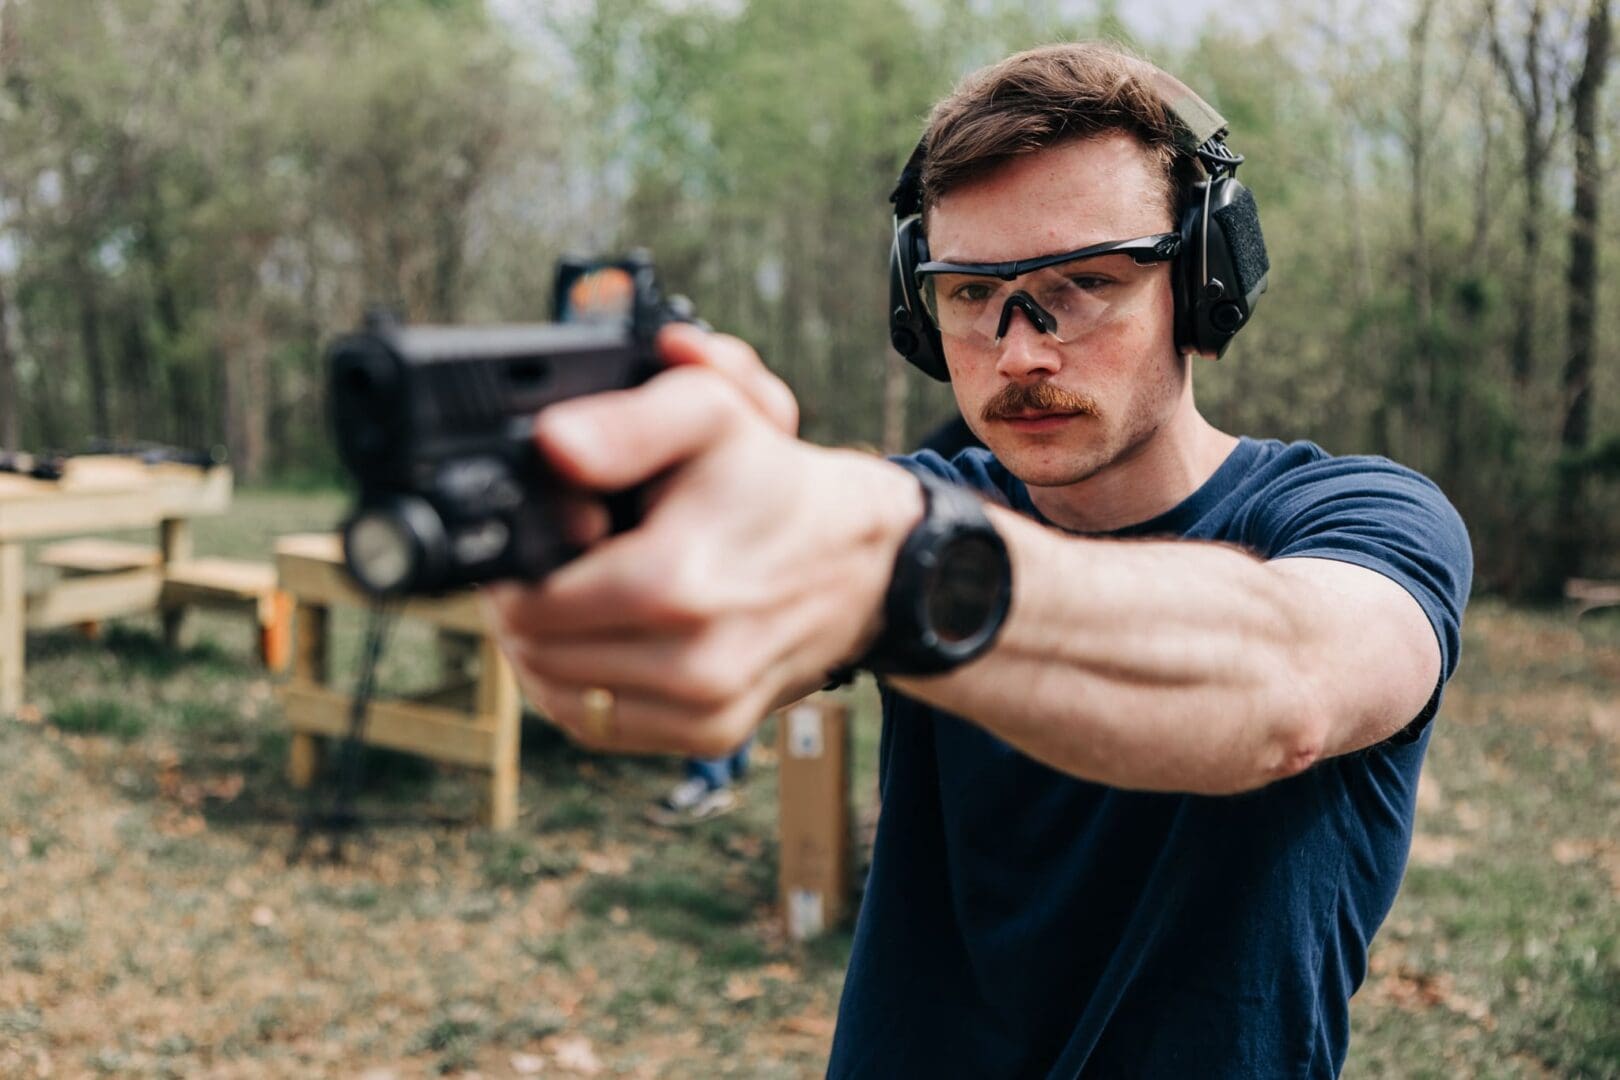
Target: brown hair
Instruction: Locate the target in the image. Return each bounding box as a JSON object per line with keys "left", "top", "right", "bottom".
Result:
{"left": 920, "top": 42, "right": 1199, "bottom": 226}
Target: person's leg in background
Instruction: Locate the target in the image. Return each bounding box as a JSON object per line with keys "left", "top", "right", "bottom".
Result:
{"left": 646, "top": 738, "right": 752, "bottom": 826}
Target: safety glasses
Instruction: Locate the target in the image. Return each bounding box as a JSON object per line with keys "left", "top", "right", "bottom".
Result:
{"left": 915, "top": 233, "right": 1181, "bottom": 346}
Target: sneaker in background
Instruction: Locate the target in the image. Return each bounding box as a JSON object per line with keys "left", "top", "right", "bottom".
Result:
{"left": 644, "top": 777, "right": 739, "bottom": 827}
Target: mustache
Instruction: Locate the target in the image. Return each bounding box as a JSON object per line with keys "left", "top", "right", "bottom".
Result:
{"left": 981, "top": 382, "right": 1099, "bottom": 423}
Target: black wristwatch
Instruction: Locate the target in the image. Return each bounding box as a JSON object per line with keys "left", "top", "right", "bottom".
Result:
{"left": 851, "top": 468, "right": 1013, "bottom": 678}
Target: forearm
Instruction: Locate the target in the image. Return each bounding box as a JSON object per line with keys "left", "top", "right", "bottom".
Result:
{"left": 890, "top": 506, "right": 1329, "bottom": 795}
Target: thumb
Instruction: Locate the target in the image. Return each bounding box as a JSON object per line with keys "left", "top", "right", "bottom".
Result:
{"left": 657, "top": 323, "right": 799, "bottom": 436}
{"left": 534, "top": 366, "right": 749, "bottom": 492}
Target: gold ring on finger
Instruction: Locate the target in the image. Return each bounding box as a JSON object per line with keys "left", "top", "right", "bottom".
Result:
{"left": 581, "top": 686, "right": 616, "bottom": 742}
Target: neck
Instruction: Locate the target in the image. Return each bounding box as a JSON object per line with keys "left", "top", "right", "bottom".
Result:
{"left": 1026, "top": 386, "right": 1237, "bottom": 533}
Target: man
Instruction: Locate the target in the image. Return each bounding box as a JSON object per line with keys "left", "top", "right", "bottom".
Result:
{"left": 486, "top": 42, "right": 1471, "bottom": 1078}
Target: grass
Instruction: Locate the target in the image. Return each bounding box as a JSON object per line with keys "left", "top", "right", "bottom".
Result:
{"left": 1344, "top": 600, "right": 1620, "bottom": 1080}
{"left": 0, "top": 491, "right": 1615, "bottom": 1077}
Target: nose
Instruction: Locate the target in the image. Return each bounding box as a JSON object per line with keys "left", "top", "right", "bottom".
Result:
{"left": 994, "top": 307, "right": 1064, "bottom": 381}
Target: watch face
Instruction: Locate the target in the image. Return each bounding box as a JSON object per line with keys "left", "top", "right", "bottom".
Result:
{"left": 925, "top": 533, "right": 1009, "bottom": 646}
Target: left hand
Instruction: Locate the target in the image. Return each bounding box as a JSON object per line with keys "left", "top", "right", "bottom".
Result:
{"left": 481, "top": 336, "right": 921, "bottom": 757}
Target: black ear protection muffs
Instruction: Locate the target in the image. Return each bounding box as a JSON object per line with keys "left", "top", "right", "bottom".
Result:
{"left": 888, "top": 65, "right": 1270, "bottom": 382}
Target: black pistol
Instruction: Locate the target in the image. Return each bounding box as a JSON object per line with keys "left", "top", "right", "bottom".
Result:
{"left": 327, "top": 253, "right": 688, "bottom": 596}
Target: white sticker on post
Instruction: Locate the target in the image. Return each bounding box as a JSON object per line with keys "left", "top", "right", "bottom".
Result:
{"left": 787, "top": 705, "right": 824, "bottom": 758}
{"left": 788, "top": 888, "right": 825, "bottom": 940}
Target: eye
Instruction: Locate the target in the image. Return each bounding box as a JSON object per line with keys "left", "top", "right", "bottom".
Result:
{"left": 1066, "top": 274, "right": 1114, "bottom": 292}
{"left": 949, "top": 281, "right": 995, "bottom": 304}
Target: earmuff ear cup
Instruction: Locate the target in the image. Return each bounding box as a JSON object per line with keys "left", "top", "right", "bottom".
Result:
{"left": 1175, "top": 177, "right": 1269, "bottom": 359}
{"left": 889, "top": 215, "right": 951, "bottom": 381}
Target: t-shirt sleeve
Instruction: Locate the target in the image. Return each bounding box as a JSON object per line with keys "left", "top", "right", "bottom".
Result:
{"left": 889, "top": 448, "right": 1013, "bottom": 507}
{"left": 1245, "top": 456, "right": 1473, "bottom": 740}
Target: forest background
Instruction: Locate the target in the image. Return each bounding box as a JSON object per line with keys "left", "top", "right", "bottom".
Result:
{"left": 0, "top": 0, "right": 1615, "bottom": 596}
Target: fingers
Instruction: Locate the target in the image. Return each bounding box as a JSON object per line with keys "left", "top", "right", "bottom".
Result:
{"left": 513, "top": 672, "right": 765, "bottom": 760}
{"left": 657, "top": 323, "right": 799, "bottom": 435}
{"left": 534, "top": 365, "right": 750, "bottom": 492}
{"left": 481, "top": 528, "right": 703, "bottom": 638}
{"left": 555, "top": 489, "right": 612, "bottom": 549}
{"left": 495, "top": 624, "right": 767, "bottom": 709}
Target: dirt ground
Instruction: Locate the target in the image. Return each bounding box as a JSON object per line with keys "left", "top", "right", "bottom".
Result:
{"left": 1, "top": 494, "right": 1617, "bottom": 1077}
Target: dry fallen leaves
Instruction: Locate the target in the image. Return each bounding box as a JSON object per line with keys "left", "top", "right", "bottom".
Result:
{"left": 1408, "top": 833, "right": 1468, "bottom": 867}
{"left": 578, "top": 850, "right": 632, "bottom": 876}
{"left": 156, "top": 811, "right": 207, "bottom": 838}
{"left": 511, "top": 1052, "right": 546, "bottom": 1075}
{"left": 1451, "top": 801, "right": 1486, "bottom": 832}
{"left": 780, "top": 1013, "right": 835, "bottom": 1038}
{"left": 723, "top": 974, "right": 762, "bottom": 1004}
{"left": 203, "top": 773, "right": 245, "bottom": 801}
{"left": 548, "top": 1035, "right": 602, "bottom": 1076}
{"left": 725, "top": 834, "right": 766, "bottom": 860}
{"left": 1366, "top": 966, "right": 1496, "bottom": 1030}
{"left": 1549, "top": 837, "right": 1620, "bottom": 896}
{"left": 1552, "top": 839, "right": 1599, "bottom": 865}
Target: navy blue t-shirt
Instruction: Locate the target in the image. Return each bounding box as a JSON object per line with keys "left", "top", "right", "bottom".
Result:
{"left": 827, "top": 437, "right": 1473, "bottom": 1079}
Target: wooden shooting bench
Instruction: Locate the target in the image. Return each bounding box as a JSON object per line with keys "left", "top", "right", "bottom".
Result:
{"left": 0, "top": 456, "right": 244, "bottom": 714}
{"left": 34, "top": 540, "right": 291, "bottom": 668}
{"left": 274, "top": 533, "right": 522, "bottom": 829}
{"left": 1566, "top": 578, "right": 1620, "bottom": 617}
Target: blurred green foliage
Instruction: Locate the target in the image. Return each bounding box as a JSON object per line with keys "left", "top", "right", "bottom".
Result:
{"left": 0, "top": 0, "right": 1615, "bottom": 591}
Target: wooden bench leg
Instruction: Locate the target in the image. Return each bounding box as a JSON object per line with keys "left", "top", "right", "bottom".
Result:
{"left": 289, "top": 733, "right": 323, "bottom": 788}
{"left": 160, "top": 517, "right": 194, "bottom": 650}
{"left": 287, "top": 601, "right": 330, "bottom": 789}
{"left": 162, "top": 607, "right": 193, "bottom": 651}
{"left": 479, "top": 636, "right": 521, "bottom": 830}
{"left": 0, "top": 543, "right": 24, "bottom": 716}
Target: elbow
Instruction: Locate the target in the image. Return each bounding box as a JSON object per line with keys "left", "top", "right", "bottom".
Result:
{"left": 1251, "top": 677, "right": 1332, "bottom": 787}
{"left": 1245, "top": 588, "right": 1332, "bottom": 789}
{"left": 1258, "top": 717, "right": 1328, "bottom": 785}
{"left": 1192, "top": 712, "right": 1328, "bottom": 797}
{"left": 1225, "top": 683, "right": 1331, "bottom": 794}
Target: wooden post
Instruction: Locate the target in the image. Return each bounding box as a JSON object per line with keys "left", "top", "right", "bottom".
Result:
{"left": 776, "top": 695, "right": 851, "bottom": 940}
{"left": 478, "top": 635, "right": 521, "bottom": 830}
{"left": 0, "top": 542, "right": 24, "bottom": 715}
{"left": 159, "top": 517, "right": 194, "bottom": 649}
{"left": 287, "top": 601, "right": 329, "bottom": 788}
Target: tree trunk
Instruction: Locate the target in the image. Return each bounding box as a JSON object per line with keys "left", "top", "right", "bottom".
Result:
{"left": 70, "top": 252, "right": 112, "bottom": 442}
{"left": 0, "top": 273, "right": 17, "bottom": 448}
{"left": 138, "top": 196, "right": 188, "bottom": 443}
{"left": 882, "top": 351, "right": 910, "bottom": 455}
{"left": 1468, "top": 84, "right": 1495, "bottom": 271}
{"left": 217, "top": 278, "right": 271, "bottom": 482}
{"left": 1513, "top": 117, "right": 1543, "bottom": 387}
{"left": 1553, "top": 0, "right": 1612, "bottom": 587}
{"left": 1403, "top": 0, "right": 1437, "bottom": 466}
{"left": 1489, "top": 0, "right": 1556, "bottom": 388}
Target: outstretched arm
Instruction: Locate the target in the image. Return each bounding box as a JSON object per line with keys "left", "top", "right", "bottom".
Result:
{"left": 483, "top": 327, "right": 1447, "bottom": 795}
{"left": 891, "top": 509, "right": 1441, "bottom": 793}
